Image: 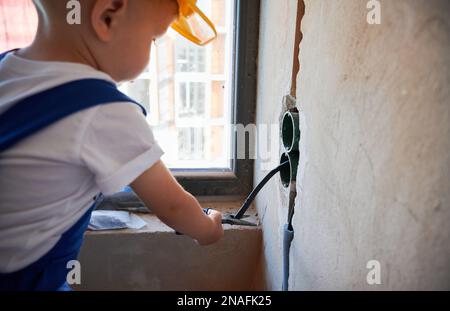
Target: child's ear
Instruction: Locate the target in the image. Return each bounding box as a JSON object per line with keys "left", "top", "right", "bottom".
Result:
{"left": 91, "top": 0, "right": 129, "bottom": 42}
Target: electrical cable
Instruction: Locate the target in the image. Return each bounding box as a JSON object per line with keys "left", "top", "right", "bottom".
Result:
{"left": 233, "top": 160, "right": 290, "bottom": 219}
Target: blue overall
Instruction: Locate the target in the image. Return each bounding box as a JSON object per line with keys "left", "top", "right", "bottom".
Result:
{"left": 0, "top": 50, "right": 146, "bottom": 291}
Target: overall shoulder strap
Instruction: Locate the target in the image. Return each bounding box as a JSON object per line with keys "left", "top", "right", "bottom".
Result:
{"left": 0, "top": 79, "right": 146, "bottom": 152}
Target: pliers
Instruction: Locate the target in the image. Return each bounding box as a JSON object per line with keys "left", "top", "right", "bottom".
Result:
{"left": 222, "top": 214, "right": 257, "bottom": 226}
{"left": 202, "top": 208, "right": 256, "bottom": 227}
{"left": 175, "top": 208, "right": 256, "bottom": 235}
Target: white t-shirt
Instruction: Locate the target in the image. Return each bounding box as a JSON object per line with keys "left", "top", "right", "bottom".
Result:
{"left": 0, "top": 52, "right": 164, "bottom": 273}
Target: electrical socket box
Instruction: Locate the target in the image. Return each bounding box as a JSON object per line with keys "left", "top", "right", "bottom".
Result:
{"left": 279, "top": 95, "right": 301, "bottom": 188}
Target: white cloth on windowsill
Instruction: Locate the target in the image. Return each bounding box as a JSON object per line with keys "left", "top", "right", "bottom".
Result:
{"left": 88, "top": 211, "right": 147, "bottom": 231}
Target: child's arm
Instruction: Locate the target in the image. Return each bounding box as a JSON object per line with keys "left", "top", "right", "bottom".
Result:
{"left": 130, "top": 160, "right": 224, "bottom": 245}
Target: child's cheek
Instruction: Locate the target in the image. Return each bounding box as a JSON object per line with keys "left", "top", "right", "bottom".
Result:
{"left": 130, "top": 44, "right": 151, "bottom": 79}
{"left": 138, "top": 42, "right": 151, "bottom": 71}
{"left": 125, "top": 36, "right": 150, "bottom": 74}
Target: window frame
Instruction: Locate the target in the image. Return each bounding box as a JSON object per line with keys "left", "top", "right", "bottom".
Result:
{"left": 173, "top": 0, "right": 260, "bottom": 196}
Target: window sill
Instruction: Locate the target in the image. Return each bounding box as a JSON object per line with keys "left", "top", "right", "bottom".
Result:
{"left": 86, "top": 198, "right": 260, "bottom": 236}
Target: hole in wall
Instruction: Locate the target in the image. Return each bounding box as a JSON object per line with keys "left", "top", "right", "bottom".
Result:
{"left": 280, "top": 153, "right": 291, "bottom": 188}
{"left": 279, "top": 152, "right": 299, "bottom": 188}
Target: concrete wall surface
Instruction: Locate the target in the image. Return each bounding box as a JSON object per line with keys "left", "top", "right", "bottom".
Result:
{"left": 255, "top": 0, "right": 450, "bottom": 290}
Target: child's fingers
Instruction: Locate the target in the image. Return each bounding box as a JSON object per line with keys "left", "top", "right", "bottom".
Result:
{"left": 208, "top": 209, "right": 222, "bottom": 223}
{"left": 207, "top": 210, "right": 224, "bottom": 238}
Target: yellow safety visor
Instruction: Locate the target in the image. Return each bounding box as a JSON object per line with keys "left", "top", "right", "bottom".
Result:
{"left": 171, "top": 0, "right": 217, "bottom": 46}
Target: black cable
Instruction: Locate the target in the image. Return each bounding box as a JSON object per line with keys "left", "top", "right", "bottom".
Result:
{"left": 233, "top": 160, "right": 290, "bottom": 219}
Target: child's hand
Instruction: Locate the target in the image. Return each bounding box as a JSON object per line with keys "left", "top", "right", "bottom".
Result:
{"left": 196, "top": 209, "right": 224, "bottom": 246}
{"left": 131, "top": 160, "right": 225, "bottom": 246}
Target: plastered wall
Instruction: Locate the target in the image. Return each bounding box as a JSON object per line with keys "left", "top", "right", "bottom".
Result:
{"left": 255, "top": 0, "right": 450, "bottom": 290}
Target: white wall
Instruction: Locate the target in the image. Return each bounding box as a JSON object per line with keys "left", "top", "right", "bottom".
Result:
{"left": 255, "top": 0, "right": 450, "bottom": 290}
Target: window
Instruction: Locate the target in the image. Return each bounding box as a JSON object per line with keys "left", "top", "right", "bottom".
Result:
{"left": 177, "top": 81, "right": 206, "bottom": 118}
{"left": 119, "top": 0, "right": 260, "bottom": 195}
{"left": 0, "top": 0, "right": 260, "bottom": 196}
{"left": 116, "top": 0, "right": 235, "bottom": 171}
{"left": 178, "top": 128, "right": 205, "bottom": 161}
{"left": 176, "top": 41, "right": 206, "bottom": 73}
